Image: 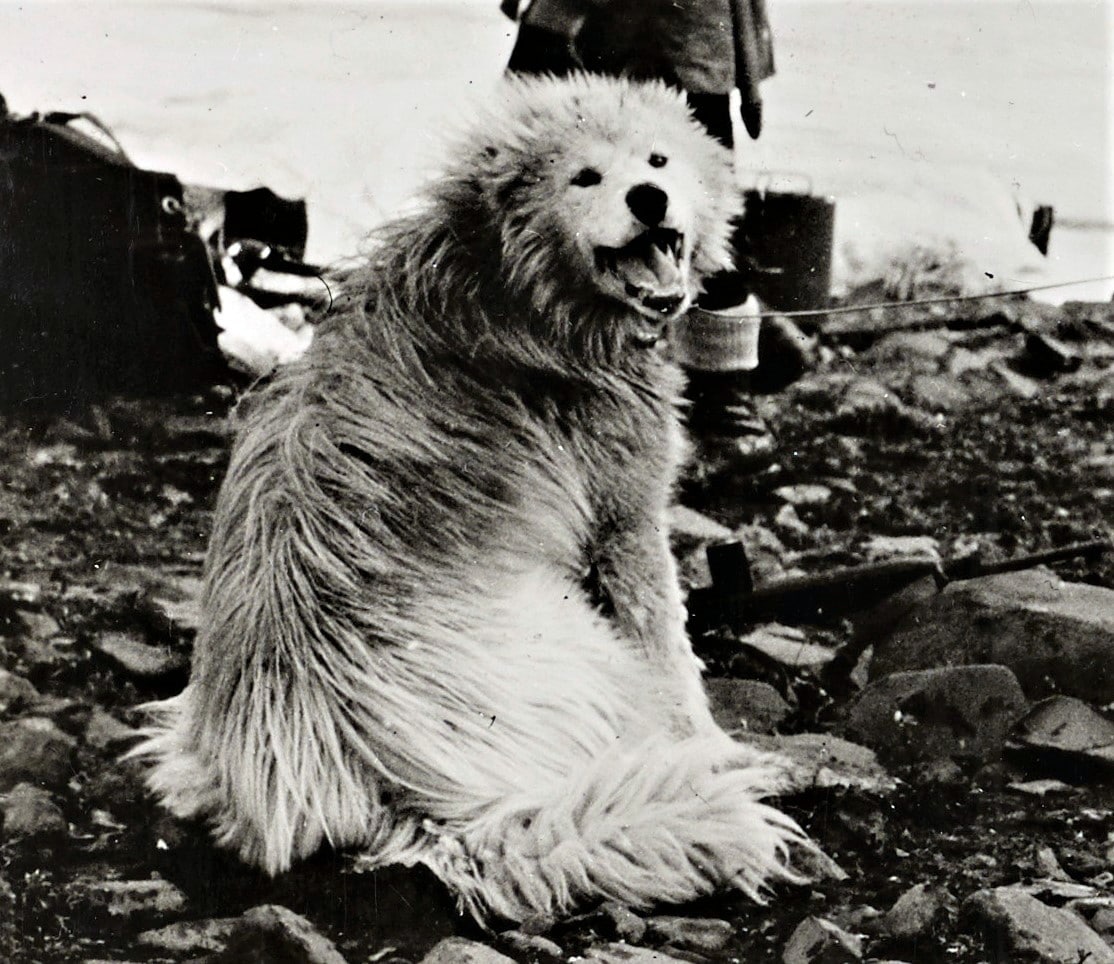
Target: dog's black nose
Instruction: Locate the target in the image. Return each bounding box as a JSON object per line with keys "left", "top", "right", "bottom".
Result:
{"left": 626, "top": 183, "right": 668, "bottom": 227}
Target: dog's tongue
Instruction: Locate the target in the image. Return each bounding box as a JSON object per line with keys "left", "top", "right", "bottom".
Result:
{"left": 616, "top": 240, "right": 684, "bottom": 293}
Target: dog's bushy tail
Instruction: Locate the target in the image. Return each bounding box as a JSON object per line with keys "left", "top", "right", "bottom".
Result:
{"left": 391, "top": 733, "right": 808, "bottom": 924}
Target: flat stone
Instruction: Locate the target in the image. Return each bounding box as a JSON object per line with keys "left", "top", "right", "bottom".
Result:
{"left": 744, "top": 732, "right": 897, "bottom": 795}
{"left": 782, "top": 915, "right": 863, "bottom": 963}
{"left": 869, "top": 570, "right": 1114, "bottom": 702}
{"left": 1, "top": 782, "right": 68, "bottom": 841}
{"left": 1007, "top": 695, "right": 1114, "bottom": 769}
{"left": 644, "top": 916, "right": 733, "bottom": 953}
{"left": 16, "top": 610, "right": 61, "bottom": 641}
{"left": 0, "top": 717, "right": 78, "bottom": 792}
{"left": 842, "top": 665, "right": 1028, "bottom": 766}
{"left": 1007, "top": 778, "right": 1077, "bottom": 798}
{"left": 421, "top": 937, "right": 515, "bottom": 964}
{"left": 139, "top": 916, "right": 240, "bottom": 955}
{"left": 964, "top": 886, "right": 1114, "bottom": 963}
{"left": 84, "top": 709, "right": 140, "bottom": 750}
{"left": 667, "top": 505, "right": 733, "bottom": 544}
{"left": 0, "top": 668, "right": 41, "bottom": 713}
{"left": 208, "top": 904, "right": 348, "bottom": 964}
{"left": 1017, "top": 879, "right": 1099, "bottom": 901}
{"left": 740, "top": 624, "right": 836, "bottom": 668}
{"left": 499, "top": 929, "right": 563, "bottom": 958}
{"left": 879, "top": 883, "right": 956, "bottom": 939}
{"left": 859, "top": 535, "right": 941, "bottom": 564}
{"left": 905, "top": 372, "right": 971, "bottom": 412}
{"left": 79, "top": 877, "right": 188, "bottom": 918}
{"left": 707, "top": 678, "right": 790, "bottom": 734}
{"left": 583, "top": 944, "right": 692, "bottom": 963}
{"left": 91, "top": 631, "right": 187, "bottom": 679}
{"left": 774, "top": 484, "right": 833, "bottom": 507}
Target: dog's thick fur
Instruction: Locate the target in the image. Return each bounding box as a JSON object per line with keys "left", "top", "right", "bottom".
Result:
{"left": 137, "top": 74, "right": 805, "bottom": 923}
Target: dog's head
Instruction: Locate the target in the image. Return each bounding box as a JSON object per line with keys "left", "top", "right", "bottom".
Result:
{"left": 457, "top": 74, "right": 741, "bottom": 349}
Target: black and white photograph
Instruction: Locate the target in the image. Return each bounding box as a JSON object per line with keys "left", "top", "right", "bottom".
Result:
{"left": 0, "top": 0, "right": 1112, "bottom": 961}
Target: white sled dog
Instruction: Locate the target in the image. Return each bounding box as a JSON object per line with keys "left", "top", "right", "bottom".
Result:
{"left": 137, "top": 74, "right": 808, "bottom": 923}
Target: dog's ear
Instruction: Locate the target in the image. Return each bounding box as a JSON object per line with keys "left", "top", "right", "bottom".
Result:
{"left": 471, "top": 143, "right": 544, "bottom": 213}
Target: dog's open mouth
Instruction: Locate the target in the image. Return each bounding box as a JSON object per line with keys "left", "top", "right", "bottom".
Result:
{"left": 595, "top": 227, "right": 691, "bottom": 342}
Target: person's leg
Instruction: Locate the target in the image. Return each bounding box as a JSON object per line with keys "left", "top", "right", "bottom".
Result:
{"left": 685, "top": 91, "right": 735, "bottom": 149}
{"left": 674, "top": 93, "right": 772, "bottom": 473}
{"left": 506, "top": 21, "right": 581, "bottom": 76}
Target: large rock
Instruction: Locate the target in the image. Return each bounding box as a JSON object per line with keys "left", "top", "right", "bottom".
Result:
{"left": 1, "top": 783, "right": 68, "bottom": 841}
{"left": 421, "top": 937, "right": 516, "bottom": 964}
{"left": 879, "top": 883, "right": 956, "bottom": 939}
{"left": 841, "top": 665, "right": 1028, "bottom": 766}
{"left": 0, "top": 717, "right": 78, "bottom": 792}
{"left": 964, "top": 886, "right": 1114, "bottom": 963}
{"left": 782, "top": 915, "right": 863, "bottom": 963}
{"left": 209, "top": 904, "right": 349, "bottom": 964}
{"left": 869, "top": 570, "right": 1114, "bottom": 702}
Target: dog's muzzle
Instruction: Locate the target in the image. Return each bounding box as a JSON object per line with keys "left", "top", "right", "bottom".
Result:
{"left": 595, "top": 226, "right": 692, "bottom": 343}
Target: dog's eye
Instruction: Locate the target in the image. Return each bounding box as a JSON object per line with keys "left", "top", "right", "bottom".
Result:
{"left": 570, "top": 167, "right": 603, "bottom": 187}
{"left": 648, "top": 153, "right": 668, "bottom": 169}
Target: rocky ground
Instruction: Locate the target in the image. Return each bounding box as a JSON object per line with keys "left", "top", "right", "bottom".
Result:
{"left": 1, "top": 296, "right": 1113, "bottom": 963}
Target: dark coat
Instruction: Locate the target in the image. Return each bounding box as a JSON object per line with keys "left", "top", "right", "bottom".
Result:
{"left": 504, "top": 0, "right": 774, "bottom": 101}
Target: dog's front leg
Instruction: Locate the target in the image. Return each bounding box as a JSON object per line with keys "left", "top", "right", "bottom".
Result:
{"left": 593, "top": 518, "right": 717, "bottom": 736}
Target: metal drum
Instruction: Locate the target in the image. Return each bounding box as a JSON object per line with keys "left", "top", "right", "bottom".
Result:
{"left": 741, "top": 179, "right": 835, "bottom": 313}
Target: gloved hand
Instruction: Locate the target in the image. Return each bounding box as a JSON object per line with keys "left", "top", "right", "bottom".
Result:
{"left": 740, "top": 96, "right": 763, "bottom": 140}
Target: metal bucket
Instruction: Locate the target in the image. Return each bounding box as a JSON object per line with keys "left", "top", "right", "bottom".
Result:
{"left": 741, "top": 179, "right": 835, "bottom": 313}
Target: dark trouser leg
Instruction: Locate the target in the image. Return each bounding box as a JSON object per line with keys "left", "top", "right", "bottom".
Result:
{"left": 685, "top": 92, "right": 734, "bottom": 149}
{"left": 506, "top": 24, "right": 579, "bottom": 76}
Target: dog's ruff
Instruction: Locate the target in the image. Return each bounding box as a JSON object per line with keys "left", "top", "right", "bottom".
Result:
{"left": 135, "top": 74, "right": 807, "bottom": 923}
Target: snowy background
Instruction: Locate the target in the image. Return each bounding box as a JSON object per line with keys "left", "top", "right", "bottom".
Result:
{"left": 0, "top": 0, "right": 1110, "bottom": 303}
